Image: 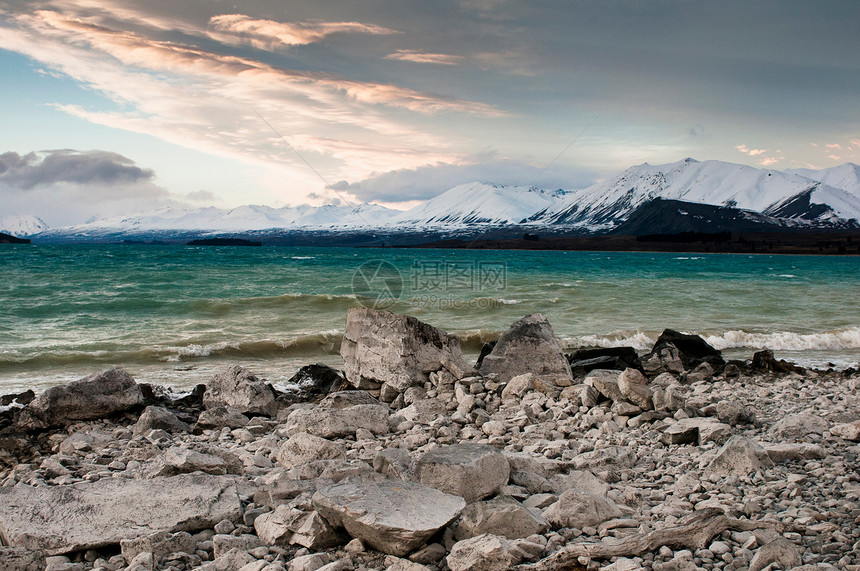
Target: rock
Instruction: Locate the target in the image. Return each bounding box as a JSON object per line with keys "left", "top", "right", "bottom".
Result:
{"left": 661, "top": 422, "right": 699, "bottom": 445}
{"left": 287, "top": 364, "right": 345, "bottom": 395}
{"left": 585, "top": 370, "right": 625, "bottom": 402}
{"left": 452, "top": 496, "right": 549, "bottom": 540}
{"left": 567, "top": 347, "right": 641, "bottom": 376}
{"left": 684, "top": 361, "right": 715, "bottom": 383}
{"left": 283, "top": 405, "right": 389, "bottom": 438}
{"left": 714, "top": 399, "right": 756, "bottom": 426}
{"left": 664, "top": 418, "right": 731, "bottom": 446}
{"left": 751, "top": 350, "right": 802, "bottom": 374}
{"left": 543, "top": 489, "right": 623, "bottom": 529}
{"left": 20, "top": 368, "right": 143, "bottom": 429}
{"left": 133, "top": 406, "right": 190, "bottom": 436}
{"left": 120, "top": 531, "right": 196, "bottom": 564}
{"left": 288, "top": 553, "right": 336, "bottom": 571}
{"left": 763, "top": 443, "right": 826, "bottom": 462}
{"left": 617, "top": 368, "right": 653, "bottom": 409}
{"left": 644, "top": 329, "right": 725, "bottom": 374}
{"left": 340, "top": 308, "right": 467, "bottom": 392}
{"left": 501, "top": 373, "right": 535, "bottom": 400}
{"left": 446, "top": 534, "right": 523, "bottom": 571}
{"left": 374, "top": 448, "right": 415, "bottom": 480}
{"left": 255, "top": 506, "right": 342, "bottom": 550}
{"left": 705, "top": 435, "right": 774, "bottom": 476}
{"left": 146, "top": 446, "right": 229, "bottom": 477}
{"left": 571, "top": 446, "right": 636, "bottom": 471}
{"left": 204, "top": 366, "right": 277, "bottom": 417}
{"left": 196, "top": 405, "right": 250, "bottom": 429}
{"left": 652, "top": 386, "right": 685, "bottom": 412}
{"left": 1, "top": 389, "right": 35, "bottom": 407}
{"left": 549, "top": 469, "right": 609, "bottom": 496}
{"left": 413, "top": 443, "right": 510, "bottom": 503}
{"left": 478, "top": 314, "right": 573, "bottom": 385}
{"left": 210, "top": 548, "right": 256, "bottom": 571}
{"left": 277, "top": 432, "right": 346, "bottom": 469}
{"left": 830, "top": 420, "right": 860, "bottom": 441}
{"left": 212, "top": 534, "right": 261, "bottom": 558}
{"left": 319, "top": 391, "right": 381, "bottom": 409}
{"left": 770, "top": 413, "right": 829, "bottom": 440}
{"left": 748, "top": 537, "right": 802, "bottom": 571}
{"left": 313, "top": 480, "right": 466, "bottom": 557}
{"left": 0, "top": 547, "right": 46, "bottom": 571}
{"left": 0, "top": 474, "right": 241, "bottom": 555}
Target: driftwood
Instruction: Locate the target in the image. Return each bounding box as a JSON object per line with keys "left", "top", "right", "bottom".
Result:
{"left": 518, "top": 509, "right": 776, "bottom": 570}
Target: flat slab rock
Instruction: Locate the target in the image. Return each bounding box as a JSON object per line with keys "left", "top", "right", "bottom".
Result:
{"left": 0, "top": 474, "right": 241, "bottom": 555}
{"left": 313, "top": 480, "right": 466, "bottom": 557}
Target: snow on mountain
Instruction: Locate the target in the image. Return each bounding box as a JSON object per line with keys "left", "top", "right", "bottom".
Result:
{"left": 786, "top": 163, "right": 860, "bottom": 198}
{"left": 0, "top": 214, "right": 49, "bottom": 237}
{"left": 528, "top": 158, "right": 860, "bottom": 231}
{"left": 394, "top": 182, "right": 569, "bottom": 227}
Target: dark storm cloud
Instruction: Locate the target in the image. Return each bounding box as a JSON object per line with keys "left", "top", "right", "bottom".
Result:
{"left": 0, "top": 150, "right": 155, "bottom": 189}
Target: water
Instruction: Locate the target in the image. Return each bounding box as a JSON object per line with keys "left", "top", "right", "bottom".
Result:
{"left": 1, "top": 245, "right": 858, "bottom": 394}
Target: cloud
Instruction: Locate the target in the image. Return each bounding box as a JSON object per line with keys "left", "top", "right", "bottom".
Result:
{"left": 0, "top": 3, "right": 502, "bottom": 196}
{"left": 851, "top": 139, "right": 860, "bottom": 149}
{"left": 825, "top": 143, "right": 842, "bottom": 150}
{"left": 736, "top": 144, "right": 766, "bottom": 157}
{"left": 760, "top": 157, "right": 780, "bottom": 167}
{"left": 0, "top": 149, "right": 177, "bottom": 226}
{"left": 186, "top": 190, "right": 217, "bottom": 202}
{"left": 828, "top": 154, "right": 841, "bottom": 161}
{"left": 385, "top": 50, "right": 463, "bottom": 65}
{"left": 208, "top": 14, "right": 397, "bottom": 50}
{"left": 332, "top": 160, "right": 598, "bottom": 203}
{"left": 0, "top": 149, "right": 154, "bottom": 189}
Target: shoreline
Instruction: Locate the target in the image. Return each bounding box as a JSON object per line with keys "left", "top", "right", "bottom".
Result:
{"left": 1, "top": 309, "right": 859, "bottom": 570}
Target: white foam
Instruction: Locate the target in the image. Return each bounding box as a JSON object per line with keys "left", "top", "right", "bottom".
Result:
{"left": 291, "top": 256, "right": 315, "bottom": 260}
{"left": 704, "top": 328, "right": 860, "bottom": 351}
{"left": 562, "top": 333, "right": 657, "bottom": 352}
{"left": 496, "top": 299, "right": 522, "bottom": 305}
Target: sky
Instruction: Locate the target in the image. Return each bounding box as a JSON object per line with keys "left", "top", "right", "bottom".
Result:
{"left": 0, "top": 0, "right": 858, "bottom": 226}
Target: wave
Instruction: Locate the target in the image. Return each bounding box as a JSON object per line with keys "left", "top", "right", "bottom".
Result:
{"left": 185, "top": 293, "right": 359, "bottom": 314}
{"left": 0, "top": 331, "right": 344, "bottom": 369}
{"left": 561, "top": 327, "right": 860, "bottom": 354}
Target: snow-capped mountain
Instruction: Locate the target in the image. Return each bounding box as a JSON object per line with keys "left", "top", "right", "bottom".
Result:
{"left": 394, "top": 182, "right": 568, "bottom": 226}
{"left": 28, "top": 158, "right": 860, "bottom": 241}
{"left": 0, "top": 214, "right": 49, "bottom": 237}
{"left": 526, "top": 158, "right": 860, "bottom": 231}
{"left": 785, "top": 163, "right": 860, "bottom": 198}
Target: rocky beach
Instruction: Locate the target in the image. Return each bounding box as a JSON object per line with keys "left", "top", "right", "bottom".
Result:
{"left": 0, "top": 308, "right": 858, "bottom": 571}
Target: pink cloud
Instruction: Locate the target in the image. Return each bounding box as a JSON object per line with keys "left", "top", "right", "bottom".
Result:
{"left": 760, "top": 157, "right": 780, "bottom": 166}
{"left": 826, "top": 143, "right": 842, "bottom": 150}
{"left": 208, "top": 14, "right": 397, "bottom": 50}
{"left": 736, "top": 144, "right": 766, "bottom": 157}
{"left": 828, "top": 155, "right": 841, "bottom": 161}
{"left": 385, "top": 50, "right": 463, "bottom": 65}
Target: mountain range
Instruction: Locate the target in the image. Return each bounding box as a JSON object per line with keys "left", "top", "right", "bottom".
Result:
{"left": 3, "top": 159, "right": 859, "bottom": 241}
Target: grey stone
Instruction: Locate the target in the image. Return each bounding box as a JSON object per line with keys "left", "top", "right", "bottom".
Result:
{"left": 585, "top": 370, "right": 625, "bottom": 402}
{"left": 617, "top": 368, "right": 653, "bottom": 409}
{"left": 0, "top": 474, "right": 241, "bottom": 555}
{"left": 197, "top": 406, "right": 250, "bottom": 429}
{"left": 121, "top": 531, "right": 196, "bottom": 564}
{"left": 445, "top": 534, "right": 522, "bottom": 571}
{"left": 714, "top": 400, "right": 756, "bottom": 426}
{"left": 146, "top": 446, "right": 229, "bottom": 477}
{"left": 340, "top": 308, "right": 467, "bottom": 392}
{"left": 452, "top": 496, "right": 549, "bottom": 540}
{"left": 501, "top": 373, "right": 535, "bottom": 401}
{"left": 770, "top": 413, "right": 828, "bottom": 441}
{"left": 763, "top": 443, "right": 826, "bottom": 462}
{"left": 479, "top": 314, "right": 573, "bottom": 385}
{"left": 318, "top": 391, "right": 381, "bottom": 409}
{"left": 0, "top": 547, "right": 46, "bottom": 571}
{"left": 277, "top": 432, "right": 346, "bottom": 469}
{"left": 705, "top": 435, "right": 773, "bottom": 476}
{"left": 313, "top": 480, "right": 466, "bottom": 557}
{"left": 212, "top": 534, "right": 261, "bottom": 559}
{"left": 204, "top": 366, "right": 276, "bottom": 417}
{"left": 830, "top": 420, "right": 860, "bottom": 441}
{"left": 549, "top": 470, "right": 609, "bottom": 496}
{"left": 20, "top": 368, "right": 142, "bottom": 429}
{"left": 283, "top": 405, "right": 389, "bottom": 439}
{"left": 748, "top": 537, "right": 802, "bottom": 571}
{"left": 132, "top": 406, "right": 189, "bottom": 437}
{"left": 373, "top": 448, "right": 415, "bottom": 480}
{"left": 543, "top": 489, "right": 623, "bottom": 529}
{"left": 413, "top": 443, "right": 510, "bottom": 503}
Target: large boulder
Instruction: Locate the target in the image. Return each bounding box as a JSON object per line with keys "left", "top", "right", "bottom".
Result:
{"left": 0, "top": 474, "right": 241, "bottom": 555}
{"left": 413, "top": 443, "right": 510, "bottom": 503}
{"left": 446, "top": 534, "right": 523, "bottom": 571}
{"left": 479, "top": 314, "right": 573, "bottom": 385}
{"left": 286, "top": 364, "right": 346, "bottom": 396}
{"left": 132, "top": 406, "right": 190, "bottom": 437}
{"left": 204, "top": 366, "right": 277, "bottom": 417}
{"left": 313, "top": 480, "right": 466, "bottom": 556}
{"left": 704, "top": 435, "right": 774, "bottom": 476}
{"left": 452, "top": 496, "right": 549, "bottom": 540}
{"left": 19, "top": 368, "right": 143, "bottom": 429}
{"left": 283, "top": 404, "right": 389, "bottom": 439}
{"left": 277, "top": 432, "right": 346, "bottom": 469}
{"left": 0, "top": 547, "right": 46, "bottom": 571}
{"left": 642, "top": 329, "right": 725, "bottom": 374}
{"left": 567, "top": 347, "right": 642, "bottom": 376}
{"left": 543, "top": 489, "right": 622, "bottom": 529}
{"left": 340, "top": 308, "right": 467, "bottom": 392}
{"left": 770, "top": 413, "right": 828, "bottom": 441}
{"left": 254, "top": 505, "right": 343, "bottom": 550}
